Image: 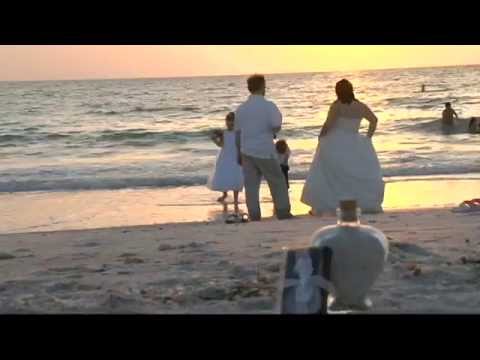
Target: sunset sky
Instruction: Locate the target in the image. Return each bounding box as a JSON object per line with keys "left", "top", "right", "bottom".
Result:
{"left": 0, "top": 45, "right": 479, "bottom": 81}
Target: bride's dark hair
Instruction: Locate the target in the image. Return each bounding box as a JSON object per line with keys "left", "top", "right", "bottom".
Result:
{"left": 335, "top": 79, "right": 356, "bottom": 104}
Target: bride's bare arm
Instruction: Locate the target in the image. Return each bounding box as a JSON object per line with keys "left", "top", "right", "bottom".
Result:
{"left": 319, "top": 104, "right": 336, "bottom": 138}
{"left": 362, "top": 103, "right": 378, "bottom": 138}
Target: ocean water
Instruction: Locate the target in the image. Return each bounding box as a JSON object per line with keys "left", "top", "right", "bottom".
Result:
{"left": 1, "top": 65, "right": 480, "bottom": 193}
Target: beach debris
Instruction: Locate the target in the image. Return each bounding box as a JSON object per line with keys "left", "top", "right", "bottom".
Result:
{"left": 0, "top": 252, "right": 15, "bottom": 261}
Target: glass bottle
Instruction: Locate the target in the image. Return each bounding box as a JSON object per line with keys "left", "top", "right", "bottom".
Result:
{"left": 311, "top": 200, "right": 389, "bottom": 311}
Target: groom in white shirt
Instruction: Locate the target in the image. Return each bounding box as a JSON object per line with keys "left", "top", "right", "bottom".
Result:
{"left": 234, "top": 74, "right": 292, "bottom": 221}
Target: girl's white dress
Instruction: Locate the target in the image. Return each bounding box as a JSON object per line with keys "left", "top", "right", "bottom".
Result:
{"left": 207, "top": 130, "right": 244, "bottom": 191}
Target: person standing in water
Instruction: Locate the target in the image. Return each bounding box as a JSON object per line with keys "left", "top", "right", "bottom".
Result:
{"left": 441, "top": 102, "right": 458, "bottom": 132}
{"left": 421, "top": 84, "right": 426, "bottom": 93}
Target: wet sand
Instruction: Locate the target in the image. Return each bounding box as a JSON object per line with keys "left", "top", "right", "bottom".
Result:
{"left": 2, "top": 178, "right": 480, "bottom": 234}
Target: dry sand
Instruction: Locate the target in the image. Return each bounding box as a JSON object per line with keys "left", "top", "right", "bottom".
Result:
{"left": 1, "top": 208, "right": 480, "bottom": 314}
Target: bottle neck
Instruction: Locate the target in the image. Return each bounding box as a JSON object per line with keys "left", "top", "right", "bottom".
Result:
{"left": 336, "top": 208, "right": 361, "bottom": 226}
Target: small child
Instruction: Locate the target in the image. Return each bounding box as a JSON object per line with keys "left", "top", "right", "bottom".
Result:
{"left": 207, "top": 112, "right": 244, "bottom": 212}
{"left": 275, "top": 139, "right": 291, "bottom": 189}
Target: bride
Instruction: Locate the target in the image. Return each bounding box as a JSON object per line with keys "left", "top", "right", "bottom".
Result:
{"left": 301, "top": 79, "right": 384, "bottom": 214}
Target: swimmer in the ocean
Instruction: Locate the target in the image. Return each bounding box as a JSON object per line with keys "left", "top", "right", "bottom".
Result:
{"left": 442, "top": 102, "right": 458, "bottom": 129}
{"left": 469, "top": 117, "right": 479, "bottom": 133}
{"left": 421, "top": 84, "right": 425, "bottom": 92}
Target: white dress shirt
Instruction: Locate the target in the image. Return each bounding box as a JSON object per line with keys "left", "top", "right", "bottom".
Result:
{"left": 234, "top": 95, "right": 282, "bottom": 159}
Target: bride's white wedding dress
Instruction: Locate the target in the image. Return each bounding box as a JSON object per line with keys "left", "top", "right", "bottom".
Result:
{"left": 301, "top": 116, "right": 384, "bottom": 213}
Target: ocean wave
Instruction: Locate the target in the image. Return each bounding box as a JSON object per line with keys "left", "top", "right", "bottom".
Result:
{"left": 46, "top": 133, "right": 70, "bottom": 140}
{"left": 97, "top": 129, "right": 213, "bottom": 142}
{"left": 0, "top": 175, "right": 208, "bottom": 193}
{"left": 392, "top": 117, "right": 477, "bottom": 134}
{"left": 132, "top": 106, "right": 164, "bottom": 113}
{"left": 84, "top": 110, "right": 120, "bottom": 116}
{"left": 0, "top": 132, "right": 73, "bottom": 144}
{"left": 2, "top": 165, "right": 480, "bottom": 193}
{"left": 84, "top": 105, "right": 202, "bottom": 116}
{"left": 0, "top": 134, "right": 27, "bottom": 143}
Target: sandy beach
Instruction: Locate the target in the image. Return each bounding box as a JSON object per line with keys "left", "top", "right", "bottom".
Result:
{"left": 2, "top": 65, "right": 480, "bottom": 314}
{"left": 1, "top": 181, "right": 480, "bottom": 313}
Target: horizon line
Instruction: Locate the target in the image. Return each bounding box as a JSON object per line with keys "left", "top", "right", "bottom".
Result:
{"left": 1, "top": 63, "right": 479, "bottom": 83}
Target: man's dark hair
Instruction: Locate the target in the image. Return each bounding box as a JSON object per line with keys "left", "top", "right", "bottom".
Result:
{"left": 247, "top": 74, "right": 266, "bottom": 93}
{"left": 445, "top": 102, "right": 451, "bottom": 107}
